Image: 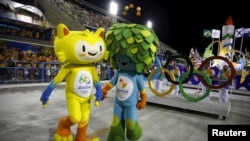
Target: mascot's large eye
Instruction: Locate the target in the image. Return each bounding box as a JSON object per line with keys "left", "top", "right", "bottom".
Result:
{"left": 82, "top": 45, "right": 85, "bottom": 52}
{"left": 99, "top": 45, "right": 102, "bottom": 52}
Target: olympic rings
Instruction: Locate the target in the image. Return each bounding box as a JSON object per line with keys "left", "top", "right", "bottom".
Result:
{"left": 148, "top": 67, "right": 175, "bottom": 96}
{"left": 198, "top": 56, "right": 235, "bottom": 89}
{"left": 179, "top": 70, "right": 211, "bottom": 102}
{"left": 163, "top": 55, "right": 194, "bottom": 85}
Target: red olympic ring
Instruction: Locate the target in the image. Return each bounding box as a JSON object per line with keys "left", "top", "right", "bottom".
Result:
{"left": 198, "top": 56, "right": 235, "bottom": 89}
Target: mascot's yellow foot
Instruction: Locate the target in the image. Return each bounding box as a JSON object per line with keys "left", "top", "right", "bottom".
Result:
{"left": 54, "top": 133, "right": 73, "bottom": 141}
{"left": 74, "top": 137, "right": 99, "bottom": 141}
{"left": 91, "top": 138, "right": 100, "bottom": 141}
{"left": 54, "top": 116, "right": 74, "bottom": 141}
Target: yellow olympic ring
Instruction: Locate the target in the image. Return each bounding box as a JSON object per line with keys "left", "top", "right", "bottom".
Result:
{"left": 148, "top": 67, "right": 175, "bottom": 96}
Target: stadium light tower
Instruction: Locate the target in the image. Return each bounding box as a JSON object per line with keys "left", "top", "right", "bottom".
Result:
{"left": 147, "top": 20, "right": 152, "bottom": 28}
{"left": 109, "top": 1, "right": 118, "bottom": 23}
{"left": 109, "top": 1, "right": 118, "bottom": 15}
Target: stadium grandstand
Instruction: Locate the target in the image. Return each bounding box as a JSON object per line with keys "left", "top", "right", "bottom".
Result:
{"left": 0, "top": 0, "right": 178, "bottom": 84}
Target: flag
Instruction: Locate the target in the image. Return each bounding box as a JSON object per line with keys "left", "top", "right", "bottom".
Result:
{"left": 212, "top": 29, "right": 220, "bottom": 39}
{"left": 243, "top": 28, "right": 250, "bottom": 38}
{"left": 194, "top": 47, "right": 200, "bottom": 57}
{"left": 189, "top": 48, "right": 195, "bottom": 58}
{"left": 235, "top": 27, "right": 244, "bottom": 38}
{"left": 203, "top": 29, "right": 212, "bottom": 38}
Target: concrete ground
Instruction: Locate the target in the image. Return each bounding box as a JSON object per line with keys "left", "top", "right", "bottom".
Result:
{"left": 0, "top": 82, "right": 250, "bottom": 141}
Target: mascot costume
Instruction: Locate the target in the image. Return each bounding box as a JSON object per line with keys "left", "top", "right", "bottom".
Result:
{"left": 102, "top": 23, "right": 160, "bottom": 141}
{"left": 40, "top": 23, "right": 108, "bottom": 141}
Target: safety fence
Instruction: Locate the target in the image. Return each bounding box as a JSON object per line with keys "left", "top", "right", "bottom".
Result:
{"left": 0, "top": 62, "right": 116, "bottom": 84}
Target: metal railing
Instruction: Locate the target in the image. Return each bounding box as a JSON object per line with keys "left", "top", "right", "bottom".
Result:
{"left": 0, "top": 62, "right": 115, "bottom": 84}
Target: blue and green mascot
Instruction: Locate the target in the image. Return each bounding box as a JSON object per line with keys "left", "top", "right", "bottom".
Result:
{"left": 102, "top": 23, "right": 160, "bottom": 141}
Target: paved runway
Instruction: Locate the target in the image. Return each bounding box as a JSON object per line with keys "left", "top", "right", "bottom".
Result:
{"left": 0, "top": 82, "right": 250, "bottom": 141}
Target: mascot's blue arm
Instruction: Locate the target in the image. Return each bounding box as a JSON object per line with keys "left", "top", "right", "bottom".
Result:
{"left": 40, "top": 82, "right": 57, "bottom": 107}
{"left": 95, "top": 82, "right": 103, "bottom": 103}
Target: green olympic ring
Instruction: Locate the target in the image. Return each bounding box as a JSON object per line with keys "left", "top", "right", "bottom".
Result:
{"left": 179, "top": 70, "right": 211, "bottom": 102}
{"left": 148, "top": 67, "right": 175, "bottom": 97}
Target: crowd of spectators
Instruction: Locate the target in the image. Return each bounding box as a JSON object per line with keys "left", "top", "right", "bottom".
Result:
{"left": 50, "top": 0, "right": 114, "bottom": 30}
{"left": 0, "top": 44, "right": 59, "bottom": 83}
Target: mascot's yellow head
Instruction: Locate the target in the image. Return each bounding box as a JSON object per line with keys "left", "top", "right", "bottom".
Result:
{"left": 54, "top": 23, "right": 107, "bottom": 64}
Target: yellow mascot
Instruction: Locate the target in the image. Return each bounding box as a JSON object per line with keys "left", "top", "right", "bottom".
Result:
{"left": 40, "top": 23, "right": 107, "bottom": 141}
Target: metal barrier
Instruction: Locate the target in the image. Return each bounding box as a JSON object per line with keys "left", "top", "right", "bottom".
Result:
{"left": 0, "top": 62, "right": 115, "bottom": 84}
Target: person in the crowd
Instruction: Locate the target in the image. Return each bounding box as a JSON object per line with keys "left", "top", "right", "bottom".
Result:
{"left": 201, "top": 62, "right": 217, "bottom": 101}
{"left": 172, "top": 62, "right": 180, "bottom": 96}
{"left": 218, "top": 64, "right": 231, "bottom": 103}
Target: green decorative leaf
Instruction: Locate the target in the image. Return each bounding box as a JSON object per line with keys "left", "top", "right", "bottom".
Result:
{"left": 135, "top": 34, "right": 143, "bottom": 40}
{"left": 137, "top": 53, "right": 149, "bottom": 62}
{"left": 127, "top": 24, "right": 137, "bottom": 28}
{"left": 106, "top": 39, "right": 113, "bottom": 47}
{"left": 138, "top": 48, "right": 148, "bottom": 55}
{"left": 122, "top": 29, "right": 133, "bottom": 38}
{"left": 136, "top": 63, "right": 144, "bottom": 73}
{"left": 115, "top": 33, "right": 123, "bottom": 41}
{"left": 150, "top": 44, "right": 157, "bottom": 53}
{"left": 140, "top": 42, "right": 150, "bottom": 49}
{"left": 131, "top": 56, "right": 139, "bottom": 64}
{"left": 105, "top": 30, "right": 113, "bottom": 38}
{"left": 131, "top": 28, "right": 141, "bottom": 34}
{"left": 144, "top": 57, "right": 152, "bottom": 65}
{"left": 115, "top": 23, "right": 127, "bottom": 28}
{"left": 126, "top": 48, "right": 133, "bottom": 58}
{"left": 129, "top": 46, "right": 138, "bottom": 54}
{"left": 120, "top": 39, "right": 128, "bottom": 48}
{"left": 114, "top": 28, "right": 124, "bottom": 36}
{"left": 141, "top": 30, "right": 151, "bottom": 37}
{"left": 126, "top": 36, "right": 134, "bottom": 44}
{"left": 145, "top": 34, "right": 154, "bottom": 44}
{"left": 135, "top": 38, "right": 143, "bottom": 43}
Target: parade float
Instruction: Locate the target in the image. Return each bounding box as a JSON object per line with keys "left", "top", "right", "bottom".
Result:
{"left": 146, "top": 16, "right": 250, "bottom": 120}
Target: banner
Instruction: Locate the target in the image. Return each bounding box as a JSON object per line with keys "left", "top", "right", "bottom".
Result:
{"left": 222, "top": 25, "right": 235, "bottom": 50}
{"left": 222, "top": 16, "right": 235, "bottom": 50}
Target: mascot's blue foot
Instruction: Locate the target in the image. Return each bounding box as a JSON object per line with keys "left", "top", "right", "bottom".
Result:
{"left": 126, "top": 122, "right": 142, "bottom": 141}
{"left": 107, "top": 122, "right": 125, "bottom": 141}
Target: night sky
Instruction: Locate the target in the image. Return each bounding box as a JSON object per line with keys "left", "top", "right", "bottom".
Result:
{"left": 85, "top": 0, "right": 250, "bottom": 56}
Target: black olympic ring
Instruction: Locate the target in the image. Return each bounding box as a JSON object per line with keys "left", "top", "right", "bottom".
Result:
{"left": 163, "top": 55, "right": 194, "bottom": 85}
{"left": 198, "top": 56, "right": 235, "bottom": 89}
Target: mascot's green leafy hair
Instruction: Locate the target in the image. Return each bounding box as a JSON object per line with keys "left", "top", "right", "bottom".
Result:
{"left": 105, "top": 23, "right": 160, "bottom": 73}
